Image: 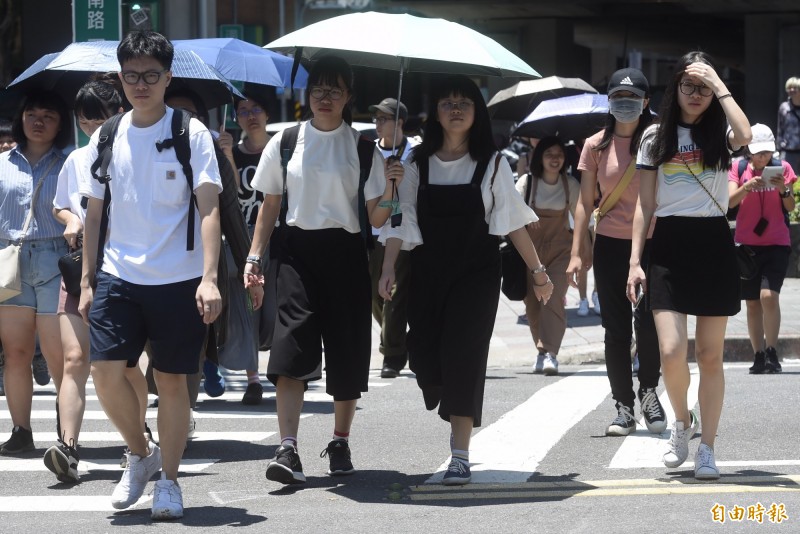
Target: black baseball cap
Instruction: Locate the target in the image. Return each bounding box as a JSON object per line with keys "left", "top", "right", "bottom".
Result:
{"left": 368, "top": 98, "right": 408, "bottom": 121}
{"left": 607, "top": 68, "right": 649, "bottom": 98}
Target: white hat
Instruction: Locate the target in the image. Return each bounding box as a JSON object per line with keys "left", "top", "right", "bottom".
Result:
{"left": 748, "top": 123, "right": 776, "bottom": 154}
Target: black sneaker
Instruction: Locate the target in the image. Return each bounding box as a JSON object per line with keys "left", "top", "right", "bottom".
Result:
{"left": 442, "top": 458, "right": 471, "bottom": 486}
{"left": 749, "top": 351, "right": 767, "bottom": 374}
{"left": 44, "top": 441, "right": 80, "bottom": 483}
{"left": 32, "top": 353, "right": 50, "bottom": 386}
{"left": 242, "top": 382, "right": 263, "bottom": 405}
{"left": 605, "top": 403, "right": 636, "bottom": 436}
{"left": 0, "top": 426, "right": 34, "bottom": 455}
{"left": 266, "top": 445, "right": 305, "bottom": 484}
{"left": 380, "top": 365, "right": 400, "bottom": 379}
{"left": 765, "top": 347, "right": 782, "bottom": 374}
{"left": 320, "top": 439, "right": 355, "bottom": 476}
{"left": 638, "top": 387, "right": 667, "bottom": 434}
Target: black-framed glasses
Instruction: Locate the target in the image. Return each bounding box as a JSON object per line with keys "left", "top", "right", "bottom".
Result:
{"left": 309, "top": 86, "right": 345, "bottom": 100}
{"left": 438, "top": 100, "right": 474, "bottom": 112}
{"left": 372, "top": 116, "right": 395, "bottom": 125}
{"left": 679, "top": 81, "right": 713, "bottom": 97}
{"left": 120, "top": 69, "right": 168, "bottom": 85}
{"left": 237, "top": 107, "right": 264, "bottom": 119}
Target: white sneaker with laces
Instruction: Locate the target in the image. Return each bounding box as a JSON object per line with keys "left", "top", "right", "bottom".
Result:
{"left": 663, "top": 411, "right": 698, "bottom": 468}
{"left": 532, "top": 353, "right": 545, "bottom": 374}
{"left": 111, "top": 443, "right": 162, "bottom": 509}
{"left": 577, "top": 298, "right": 590, "bottom": 317}
{"left": 591, "top": 291, "right": 601, "bottom": 315}
{"left": 694, "top": 443, "right": 720, "bottom": 480}
{"left": 151, "top": 473, "right": 184, "bottom": 519}
{"left": 542, "top": 353, "right": 559, "bottom": 376}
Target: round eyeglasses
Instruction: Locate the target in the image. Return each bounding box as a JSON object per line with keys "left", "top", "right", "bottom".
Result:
{"left": 120, "top": 69, "right": 167, "bottom": 85}
{"left": 372, "top": 116, "right": 395, "bottom": 125}
{"left": 679, "top": 81, "right": 713, "bottom": 97}
{"left": 438, "top": 100, "right": 474, "bottom": 112}
{"left": 309, "top": 86, "right": 345, "bottom": 100}
{"left": 237, "top": 107, "right": 264, "bottom": 119}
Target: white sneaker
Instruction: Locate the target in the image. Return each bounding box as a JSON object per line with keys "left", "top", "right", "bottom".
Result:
{"left": 663, "top": 411, "right": 698, "bottom": 468}
{"left": 577, "top": 298, "right": 590, "bottom": 317}
{"left": 542, "top": 353, "right": 559, "bottom": 376}
{"left": 151, "top": 473, "right": 184, "bottom": 519}
{"left": 111, "top": 443, "right": 162, "bottom": 509}
{"left": 532, "top": 353, "right": 545, "bottom": 374}
{"left": 592, "top": 291, "right": 601, "bottom": 315}
{"left": 694, "top": 443, "right": 720, "bottom": 480}
{"left": 187, "top": 411, "right": 196, "bottom": 440}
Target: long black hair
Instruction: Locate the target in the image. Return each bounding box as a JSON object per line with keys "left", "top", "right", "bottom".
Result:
{"left": 530, "top": 136, "right": 568, "bottom": 179}
{"left": 648, "top": 51, "right": 730, "bottom": 171}
{"left": 11, "top": 90, "right": 71, "bottom": 149}
{"left": 307, "top": 55, "right": 354, "bottom": 125}
{"left": 412, "top": 75, "right": 495, "bottom": 164}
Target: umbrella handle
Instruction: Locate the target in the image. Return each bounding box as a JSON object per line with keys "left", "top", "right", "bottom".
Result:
{"left": 391, "top": 58, "right": 409, "bottom": 155}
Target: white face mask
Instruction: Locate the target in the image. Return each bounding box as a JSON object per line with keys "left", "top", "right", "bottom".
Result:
{"left": 608, "top": 97, "right": 645, "bottom": 123}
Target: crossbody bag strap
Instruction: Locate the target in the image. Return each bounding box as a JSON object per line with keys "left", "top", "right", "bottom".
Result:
{"left": 678, "top": 152, "right": 726, "bottom": 217}
{"left": 596, "top": 159, "right": 636, "bottom": 218}
{"left": 18, "top": 156, "right": 60, "bottom": 244}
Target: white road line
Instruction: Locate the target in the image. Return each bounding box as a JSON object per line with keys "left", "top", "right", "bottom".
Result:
{"left": 426, "top": 366, "right": 611, "bottom": 484}
{"left": 608, "top": 367, "right": 701, "bottom": 469}
{"left": 19, "top": 431, "right": 274, "bottom": 443}
{"left": 27, "top": 392, "right": 335, "bottom": 403}
{"left": 0, "top": 458, "right": 216, "bottom": 473}
{"left": 0, "top": 410, "right": 311, "bottom": 420}
{"left": 0, "top": 495, "right": 151, "bottom": 512}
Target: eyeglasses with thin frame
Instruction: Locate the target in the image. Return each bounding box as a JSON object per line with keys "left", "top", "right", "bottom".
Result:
{"left": 372, "top": 116, "right": 395, "bottom": 125}
{"left": 120, "top": 69, "right": 168, "bottom": 85}
{"left": 309, "top": 86, "right": 345, "bottom": 101}
{"left": 678, "top": 81, "right": 713, "bottom": 97}
{"left": 438, "top": 100, "right": 474, "bottom": 112}
{"left": 237, "top": 107, "right": 264, "bottom": 119}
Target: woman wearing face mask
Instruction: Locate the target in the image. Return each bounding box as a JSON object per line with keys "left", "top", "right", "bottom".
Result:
{"left": 567, "top": 68, "right": 666, "bottom": 437}
{"left": 518, "top": 136, "right": 582, "bottom": 376}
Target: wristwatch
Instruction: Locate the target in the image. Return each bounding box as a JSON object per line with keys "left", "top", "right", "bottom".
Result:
{"left": 781, "top": 188, "right": 792, "bottom": 198}
{"left": 246, "top": 254, "right": 262, "bottom": 265}
{"left": 530, "top": 264, "right": 547, "bottom": 275}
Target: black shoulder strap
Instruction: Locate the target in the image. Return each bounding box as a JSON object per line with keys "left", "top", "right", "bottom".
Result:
{"left": 278, "top": 125, "right": 301, "bottom": 226}
{"left": 356, "top": 135, "right": 375, "bottom": 249}
{"left": 90, "top": 112, "right": 125, "bottom": 184}
{"left": 155, "top": 109, "right": 196, "bottom": 250}
{"left": 471, "top": 156, "right": 491, "bottom": 186}
{"left": 737, "top": 158, "right": 747, "bottom": 179}
{"left": 524, "top": 173, "right": 533, "bottom": 205}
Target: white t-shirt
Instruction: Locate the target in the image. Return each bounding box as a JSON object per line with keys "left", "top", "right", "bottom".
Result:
{"left": 79, "top": 108, "right": 222, "bottom": 285}
{"left": 515, "top": 174, "right": 580, "bottom": 212}
{"left": 250, "top": 121, "right": 386, "bottom": 233}
{"left": 637, "top": 124, "right": 729, "bottom": 217}
{"left": 380, "top": 152, "right": 538, "bottom": 250}
{"left": 54, "top": 145, "right": 92, "bottom": 225}
{"left": 372, "top": 136, "right": 420, "bottom": 236}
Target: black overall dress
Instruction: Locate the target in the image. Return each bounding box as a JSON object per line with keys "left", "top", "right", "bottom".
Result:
{"left": 407, "top": 155, "right": 501, "bottom": 427}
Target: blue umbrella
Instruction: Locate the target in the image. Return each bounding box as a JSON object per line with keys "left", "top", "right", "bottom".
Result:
{"left": 173, "top": 38, "right": 307, "bottom": 88}
{"left": 512, "top": 93, "right": 609, "bottom": 141}
{"left": 7, "top": 41, "right": 243, "bottom": 109}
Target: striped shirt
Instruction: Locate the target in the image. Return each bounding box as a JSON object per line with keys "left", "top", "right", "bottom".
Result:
{"left": 0, "top": 146, "right": 67, "bottom": 241}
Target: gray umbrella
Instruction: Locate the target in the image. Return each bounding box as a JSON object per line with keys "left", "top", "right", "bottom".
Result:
{"left": 488, "top": 76, "right": 597, "bottom": 121}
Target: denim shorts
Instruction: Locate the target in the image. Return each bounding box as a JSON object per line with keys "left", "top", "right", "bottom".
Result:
{"left": 0, "top": 237, "right": 68, "bottom": 314}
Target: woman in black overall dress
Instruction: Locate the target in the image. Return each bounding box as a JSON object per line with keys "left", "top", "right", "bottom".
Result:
{"left": 379, "top": 76, "right": 553, "bottom": 485}
{"left": 245, "top": 56, "right": 404, "bottom": 485}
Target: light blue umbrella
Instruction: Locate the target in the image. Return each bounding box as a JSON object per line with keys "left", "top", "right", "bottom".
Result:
{"left": 7, "top": 41, "right": 243, "bottom": 109}
{"left": 173, "top": 38, "right": 307, "bottom": 88}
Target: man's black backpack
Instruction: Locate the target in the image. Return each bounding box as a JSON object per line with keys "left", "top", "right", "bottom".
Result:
{"left": 278, "top": 124, "right": 375, "bottom": 249}
{"left": 90, "top": 109, "right": 198, "bottom": 252}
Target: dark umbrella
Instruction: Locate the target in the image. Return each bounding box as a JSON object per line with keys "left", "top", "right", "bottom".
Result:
{"left": 512, "top": 93, "right": 609, "bottom": 141}
{"left": 7, "top": 41, "right": 242, "bottom": 109}
{"left": 487, "top": 76, "right": 598, "bottom": 121}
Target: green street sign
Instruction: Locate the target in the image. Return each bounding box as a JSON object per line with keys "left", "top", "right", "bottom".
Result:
{"left": 219, "top": 24, "right": 244, "bottom": 40}
{"left": 73, "top": 0, "right": 122, "bottom": 42}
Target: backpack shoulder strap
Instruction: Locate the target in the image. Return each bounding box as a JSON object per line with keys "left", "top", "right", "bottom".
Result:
{"left": 278, "top": 125, "right": 301, "bottom": 225}
{"left": 90, "top": 112, "right": 125, "bottom": 184}
{"left": 737, "top": 157, "right": 747, "bottom": 179}
{"left": 356, "top": 135, "right": 375, "bottom": 249}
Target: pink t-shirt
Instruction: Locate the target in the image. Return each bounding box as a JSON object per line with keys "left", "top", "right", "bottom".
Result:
{"left": 578, "top": 130, "right": 654, "bottom": 240}
{"left": 729, "top": 159, "right": 797, "bottom": 246}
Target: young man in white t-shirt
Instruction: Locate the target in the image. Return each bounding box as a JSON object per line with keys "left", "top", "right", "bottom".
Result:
{"left": 367, "top": 98, "right": 419, "bottom": 378}
{"left": 77, "top": 30, "right": 222, "bottom": 520}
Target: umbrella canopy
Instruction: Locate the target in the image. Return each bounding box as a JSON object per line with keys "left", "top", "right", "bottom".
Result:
{"left": 512, "top": 93, "right": 609, "bottom": 141}
{"left": 173, "top": 38, "right": 308, "bottom": 88}
{"left": 488, "top": 76, "right": 598, "bottom": 121}
{"left": 265, "top": 11, "right": 539, "bottom": 79}
{"left": 7, "top": 41, "right": 243, "bottom": 109}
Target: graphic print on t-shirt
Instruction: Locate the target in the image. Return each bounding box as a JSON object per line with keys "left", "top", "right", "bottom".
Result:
{"left": 234, "top": 147, "right": 264, "bottom": 226}
{"left": 663, "top": 146, "right": 716, "bottom": 188}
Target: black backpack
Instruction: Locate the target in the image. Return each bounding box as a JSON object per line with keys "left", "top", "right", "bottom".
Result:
{"left": 278, "top": 124, "right": 375, "bottom": 248}
{"left": 90, "top": 109, "right": 198, "bottom": 252}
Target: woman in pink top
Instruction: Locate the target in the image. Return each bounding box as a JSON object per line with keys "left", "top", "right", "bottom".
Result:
{"left": 728, "top": 123, "right": 797, "bottom": 374}
{"left": 567, "top": 68, "right": 666, "bottom": 438}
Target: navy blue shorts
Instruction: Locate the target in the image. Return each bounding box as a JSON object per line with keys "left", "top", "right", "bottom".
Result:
{"left": 89, "top": 271, "right": 207, "bottom": 374}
